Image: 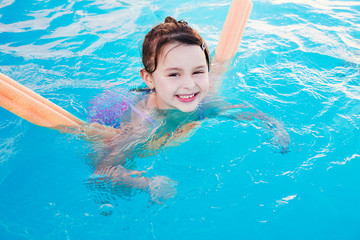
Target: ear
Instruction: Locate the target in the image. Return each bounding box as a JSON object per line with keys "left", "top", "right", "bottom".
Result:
{"left": 140, "top": 69, "right": 155, "bottom": 89}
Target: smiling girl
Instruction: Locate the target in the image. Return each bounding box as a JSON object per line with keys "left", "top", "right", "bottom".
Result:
{"left": 86, "top": 17, "right": 215, "bottom": 204}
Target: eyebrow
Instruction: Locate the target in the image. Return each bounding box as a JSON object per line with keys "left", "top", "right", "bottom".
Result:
{"left": 194, "top": 65, "right": 207, "bottom": 69}
{"left": 164, "top": 67, "right": 182, "bottom": 71}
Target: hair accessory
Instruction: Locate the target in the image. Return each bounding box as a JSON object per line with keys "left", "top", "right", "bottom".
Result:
{"left": 201, "top": 42, "right": 206, "bottom": 51}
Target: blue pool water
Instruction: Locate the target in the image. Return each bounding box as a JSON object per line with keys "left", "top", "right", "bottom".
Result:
{"left": 1, "top": 0, "right": 360, "bottom": 239}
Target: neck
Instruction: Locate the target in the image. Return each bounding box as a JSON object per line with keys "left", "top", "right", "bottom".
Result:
{"left": 146, "top": 93, "right": 158, "bottom": 109}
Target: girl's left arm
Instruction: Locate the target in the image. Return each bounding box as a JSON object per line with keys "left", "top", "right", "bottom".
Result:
{"left": 220, "top": 104, "right": 291, "bottom": 153}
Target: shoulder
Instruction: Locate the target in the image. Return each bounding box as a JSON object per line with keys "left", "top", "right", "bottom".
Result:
{"left": 87, "top": 89, "right": 140, "bottom": 128}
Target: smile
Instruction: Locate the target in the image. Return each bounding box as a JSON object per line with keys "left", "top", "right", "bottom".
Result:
{"left": 176, "top": 93, "right": 199, "bottom": 102}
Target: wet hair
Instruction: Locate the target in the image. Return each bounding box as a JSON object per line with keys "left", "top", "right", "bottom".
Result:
{"left": 142, "top": 16, "right": 210, "bottom": 74}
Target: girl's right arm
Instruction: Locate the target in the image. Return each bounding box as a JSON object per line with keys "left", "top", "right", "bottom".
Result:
{"left": 91, "top": 165, "right": 177, "bottom": 204}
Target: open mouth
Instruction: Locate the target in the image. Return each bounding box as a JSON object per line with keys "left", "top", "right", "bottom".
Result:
{"left": 176, "top": 93, "right": 199, "bottom": 103}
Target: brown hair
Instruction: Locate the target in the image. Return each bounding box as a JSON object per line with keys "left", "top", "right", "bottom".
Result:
{"left": 142, "top": 16, "right": 210, "bottom": 74}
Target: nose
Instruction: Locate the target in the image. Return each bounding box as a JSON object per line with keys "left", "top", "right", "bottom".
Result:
{"left": 181, "top": 74, "right": 196, "bottom": 89}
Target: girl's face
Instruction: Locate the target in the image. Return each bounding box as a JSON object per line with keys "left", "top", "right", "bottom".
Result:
{"left": 142, "top": 43, "right": 209, "bottom": 112}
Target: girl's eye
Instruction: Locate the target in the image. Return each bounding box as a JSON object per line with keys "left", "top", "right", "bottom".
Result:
{"left": 193, "top": 71, "right": 204, "bottom": 75}
{"left": 169, "top": 73, "right": 179, "bottom": 77}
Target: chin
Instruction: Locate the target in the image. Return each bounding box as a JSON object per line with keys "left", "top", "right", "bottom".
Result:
{"left": 177, "top": 104, "right": 199, "bottom": 113}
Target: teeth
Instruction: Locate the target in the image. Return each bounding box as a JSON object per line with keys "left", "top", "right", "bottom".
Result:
{"left": 178, "top": 94, "right": 195, "bottom": 99}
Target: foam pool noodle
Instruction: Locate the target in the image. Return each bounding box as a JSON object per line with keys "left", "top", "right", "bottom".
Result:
{"left": 215, "top": 0, "right": 253, "bottom": 63}
{"left": 0, "top": 72, "right": 83, "bottom": 130}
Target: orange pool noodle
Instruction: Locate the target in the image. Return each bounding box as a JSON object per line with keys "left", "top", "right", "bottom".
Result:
{"left": 0, "top": 72, "right": 83, "bottom": 129}
{"left": 215, "top": 0, "right": 253, "bottom": 63}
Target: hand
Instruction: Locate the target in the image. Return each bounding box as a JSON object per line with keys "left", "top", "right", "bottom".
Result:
{"left": 148, "top": 176, "right": 177, "bottom": 204}
{"left": 271, "top": 128, "right": 291, "bottom": 153}
{"left": 263, "top": 117, "right": 291, "bottom": 153}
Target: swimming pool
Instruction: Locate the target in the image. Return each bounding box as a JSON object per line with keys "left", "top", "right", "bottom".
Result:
{"left": 1, "top": 0, "right": 360, "bottom": 239}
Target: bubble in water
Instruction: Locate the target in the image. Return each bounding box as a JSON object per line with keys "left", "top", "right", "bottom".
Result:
{"left": 99, "top": 203, "right": 114, "bottom": 216}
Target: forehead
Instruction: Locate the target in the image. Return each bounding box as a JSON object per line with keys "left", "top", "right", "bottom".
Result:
{"left": 158, "top": 42, "right": 206, "bottom": 67}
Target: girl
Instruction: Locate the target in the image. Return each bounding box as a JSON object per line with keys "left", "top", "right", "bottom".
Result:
{"left": 83, "top": 16, "right": 290, "bottom": 204}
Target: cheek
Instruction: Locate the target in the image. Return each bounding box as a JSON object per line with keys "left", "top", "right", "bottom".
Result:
{"left": 155, "top": 79, "right": 174, "bottom": 94}
{"left": 201, "top": 75, "right": 210, "bottom": 92}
